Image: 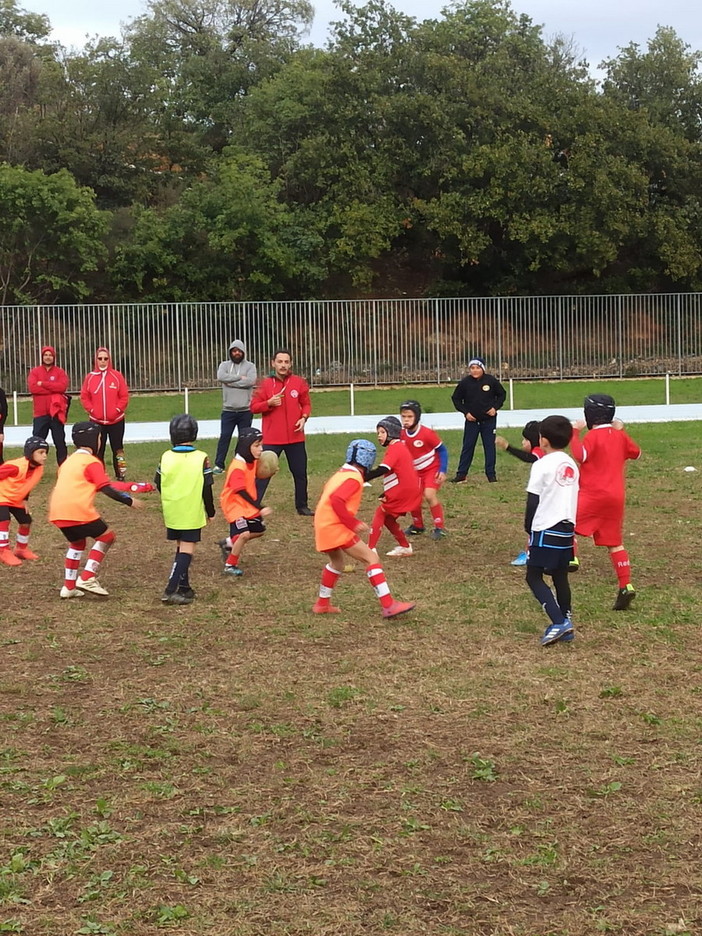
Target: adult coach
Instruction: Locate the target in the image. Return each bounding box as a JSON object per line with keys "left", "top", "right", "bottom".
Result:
{"left": 79, "top": 347, "right": 130, "bottom": 480}
{"left": 250, "top": 348, "right": 313, "bottom": 515}
{"left": 213, "top": 340, "right": 257, "bottom": 474}
{"left": 27, "top": 345, "right": 70, "bottom": 464}
{"left": 450, "top": 358, "right": 506, "bottom": 483}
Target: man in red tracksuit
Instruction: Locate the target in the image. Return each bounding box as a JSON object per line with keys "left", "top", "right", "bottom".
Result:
{"left": 27, "top": 346, "right": 70, "bottom": 464}
{"left": 250, "top": 348, "right": 313, "bottom": 515}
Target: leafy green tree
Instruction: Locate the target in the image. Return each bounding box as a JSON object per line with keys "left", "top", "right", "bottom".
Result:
{"left": 111, "top": 150, "right": 321, "bottom": 299}
{"left": 0, "top": 0, "right": 50, "bottom": 43}
{"left": 0, "top": 164, "right": 108, "bottom": 304}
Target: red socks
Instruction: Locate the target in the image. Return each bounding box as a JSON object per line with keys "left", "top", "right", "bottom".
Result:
{"left": 78, "top": 531, "right": 115, "bottom": 584}
{"left": 611, "top": 549, "right": 631, "bottom": 588}
{"left": 430, "top": 504, "right": 444, "bottom": 529}
{"left": 366, "top": 564, "right": 394, "bottom": 610}
{"left": 315, "top": 563, "right": 342, "bottom": 609}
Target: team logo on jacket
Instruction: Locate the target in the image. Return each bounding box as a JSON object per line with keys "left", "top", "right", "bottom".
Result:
{"left": 290, "top": 389, "right": 299, "bottom": 398}
{"left": 413, "top": 440, "right": 423, "bottom": 447}
{"left": 482, "top": 384, "right": 490, "bottom": 391}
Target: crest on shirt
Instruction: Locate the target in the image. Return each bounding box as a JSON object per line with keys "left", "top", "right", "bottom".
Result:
{"left": 556, "top": 463, "right": 577, "bottom": 486}
{"left": 290, "top": 389, "right": 299, "bottom": 399}
{"left": 482, "top": 384, "right": 490, "bottom": 391}
{"left": 413, "top": 440, "right": 423, "bottom": 447}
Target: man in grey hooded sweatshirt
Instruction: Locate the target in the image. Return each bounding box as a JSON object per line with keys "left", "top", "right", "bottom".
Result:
{"left": 213, "top": 340, "right": 257, "bottom": 473}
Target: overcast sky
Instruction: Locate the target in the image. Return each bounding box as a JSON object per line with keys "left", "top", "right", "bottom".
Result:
{"left": 27, "top": 0, "right": 702, "bottom": 73}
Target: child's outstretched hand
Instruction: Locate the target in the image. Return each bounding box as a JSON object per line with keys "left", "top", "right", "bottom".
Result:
{"left": 495, "top": 435, "right": 508, "bottom": 451}
{"left": 130, "top": 497, "right": 145, "bottom": 510}
{"left": 612, "top": 417, "right": 624, "bottom": 430}
{"left": 261, "top": 507, "right": 272, "bottom": 517}
{"left": 572, "top": 418, "right": 586, "bottom": 431}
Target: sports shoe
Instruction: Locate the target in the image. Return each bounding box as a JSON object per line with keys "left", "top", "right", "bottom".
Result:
{"left": 511, "top": 551, "right": 528, "bottom": 566}
{"left": 541, "top": 619, "right": 574, "bottom": 646}
{"left": 60, "top": 586, "right": 83, "bottom": 599}
{"left": 14, "top": 546, "right": 40, "bottom": 561}
{"left": 487, "top": 475, "right": 498, "bottom": 482}
{"left": 223, "top": 564, "right": 243, "bottom": 576}
{"left": 382, "top": 600, "right": 416, "bottom": 619}
{"left": 613, "top": 584, "right": 636, "bottom": 611}
{"left": 386, "top": 545, "right": 413, "bottom": 557}
{"left": 212, "top": 466, "right": 224, "bottom": 475}
{"left": 569, "top": 556, "right": 580, "bottom": 572}
{"left": 297, "top": 507, "right": 314, "bottom": 516}
{"left": 404, "top": 524, "right": 426, "bottom": 536}
{"left": 217, "top": 538, "right": 232, "bottom": 561}
{"left": 178, "top": 587, "right": 196, "bottom": 600}
{"left": 161, "top": 591, "right": 193, "bottom": 605}
{"left": 0, "top": 548, "right": 22, "bottom": 567}
{"left": 76, "top": 576, "right": 109, "bottom": 596}
{"left": 312, "top": 600, "right": 341, "bottom": 614}
{"left": 558, "top": 611, "right": 575, "bottom": 643}
{"left": 449, "top": 476, "right": 467, "bottom": 484}
{"left": 431, "top": 527, "right": 448, "bottom": 541}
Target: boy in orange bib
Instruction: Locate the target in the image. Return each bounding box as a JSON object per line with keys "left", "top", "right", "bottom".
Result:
{"left": 0, "top": 436, "right": 49, "bottom": 566}
{"left": 220, "top": 427, "right": 271, "bottom": 576}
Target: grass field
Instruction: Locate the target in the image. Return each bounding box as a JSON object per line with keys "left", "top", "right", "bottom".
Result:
{"left": 2, "top": 422, "right": 702, "bottom": 936}
{"left": 5, "top": 375, "right": 702, "bottom": 425}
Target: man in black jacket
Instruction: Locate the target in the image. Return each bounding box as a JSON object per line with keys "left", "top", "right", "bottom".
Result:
{"left": 450, "top": 359, "right": 506, "bottom": 483}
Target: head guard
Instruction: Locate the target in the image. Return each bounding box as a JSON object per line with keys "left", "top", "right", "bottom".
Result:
{"left": 72, "top": 421, "right": 101, "bottom": 453}
{"left": 235, "top": 426, "right": 263, "bottom": 463}
{"left": 24, "top": 436, "right": 50, "bottom": 460}
{"left": 169, "top": 413, "right": 198, "bottom": 445}
{"left": 522, "top": 420, "right": 541, "bottom": 450}
{"left": 399, "top": 399, "right": 421, "bottom": 428}
{"left": 376, "top": 416, "right": 402, "bottom": 446}
{"left": 346, "top": 439, "right": 376, "bottom": 473}
{"left": 584, "top": 394, "right": 616, "bottom": 429}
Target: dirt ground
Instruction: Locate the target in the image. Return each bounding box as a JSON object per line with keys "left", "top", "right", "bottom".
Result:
{"left": 1, "top": 427, "right": 701, "bottom": 936}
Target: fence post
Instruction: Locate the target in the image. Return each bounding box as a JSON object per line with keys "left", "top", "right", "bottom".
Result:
{"left": 184, "top": 387, "right": 189, "bottom": 413}
{"left": 13, "top": 391, "right": 18, "bottom": 426}
{"left": 496, "top": 297, "right": 503, "bottom": 382}
{"left": 350, "top": 383, "right": 355, "bottom": 416}
{"left": 435, "top": 298, "right": 441, "bottom": 384}
{"left": 372, "top": 300, "right": 378, "bottom": 388}
{"left": 175, "top": 303, "right": 182, "bottom": 392}
{"left": 665, "top": 372, "right": 670, "bottom": 406}
{"left": 509, "top": 378, "right": 514, "bottom": 410}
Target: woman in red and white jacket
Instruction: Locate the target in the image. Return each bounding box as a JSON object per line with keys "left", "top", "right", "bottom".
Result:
{"left": 250, "top": 348, "right": 313, "bottom": 515}
{"left": 80, "top": 347, "right": 130, "bottom": 480}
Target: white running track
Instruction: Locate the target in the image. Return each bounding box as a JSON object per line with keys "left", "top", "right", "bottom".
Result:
{"left": 4, "top": 404, "right": 702, "bottom": 448}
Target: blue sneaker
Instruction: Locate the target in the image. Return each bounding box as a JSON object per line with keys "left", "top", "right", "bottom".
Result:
{"left": 541, "top": 619, "right": 574, "bottom": 646}
{"left": 560, "top": 612, "right": 575, "bottom": 643}
{"left": 511, "top": 551, "right": 528, "bottom": 566}
{"left": 430, "top": 527, "right": 448, "bottom": 541}
{"left": 223, "top": 565, "right": 243, "bottom": 577}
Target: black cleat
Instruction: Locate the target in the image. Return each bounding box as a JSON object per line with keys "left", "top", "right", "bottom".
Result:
{"left": 613, "top": 584, "right": 636, "bottom": 611}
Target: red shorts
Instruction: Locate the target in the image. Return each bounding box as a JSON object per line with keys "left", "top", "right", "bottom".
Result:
{"left": 322, "top": 535, "right": 359, "bottom": 554}
{"left": 419, "top": 467, "right": 443, "bottom": 491}
{"left": 576, "top": 498, "right": 624, "bottom": 547}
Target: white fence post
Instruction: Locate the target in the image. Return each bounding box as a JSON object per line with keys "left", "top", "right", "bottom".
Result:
{"left": 509, "top": 378, "right": 514, "bottom": 410}
{"left": 665, "top": 372, "right": 670, "bottom": 406}
{"left": 184, "top": 387, "right": 189, "bottom": 413}
{"left": 350, "top": 383, "right": 355, "bottom": 417}
{"left": 13, "top": 391, "right": 18, "bottom": 426}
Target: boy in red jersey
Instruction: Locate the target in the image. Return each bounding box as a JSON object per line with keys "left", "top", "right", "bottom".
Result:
{"left": 220, "top": 427, "right": 271, "bottom": 577}
{"left": 399, "top": 400, "right": 449, "bottom": 541}
{"left": 367, "top": 417, "right": 422, "bottom": 557}
{"left": 0, "top": 436, "right": 49, "bottom": 566}
{"left": 570, "top": 394, "right": 641, "bottom": 610}
{"left": 48, "top": 422, "right": 143, "bottom": 599}
{"left": 313, "top": 439, "right": 415, "bottom": 619}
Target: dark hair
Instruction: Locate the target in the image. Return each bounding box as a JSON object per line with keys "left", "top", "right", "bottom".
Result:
{"left": 538, "top": 415, "right": 572, "bottom": 451}
{"left": 272, "top": 348, "right": 292, "bottom": 360}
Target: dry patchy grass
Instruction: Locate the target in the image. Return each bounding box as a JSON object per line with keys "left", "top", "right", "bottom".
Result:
{"left": 1, "top": 424, "right": 701, "bottom": 936}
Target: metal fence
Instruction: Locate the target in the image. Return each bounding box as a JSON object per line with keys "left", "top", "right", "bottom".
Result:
{"left": 1, "top": 294, "right": 702, "bottom": 393}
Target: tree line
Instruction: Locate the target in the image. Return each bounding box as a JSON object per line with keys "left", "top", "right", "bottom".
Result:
{"left": 1, "top": 0, "right": 702, "bottom": 305}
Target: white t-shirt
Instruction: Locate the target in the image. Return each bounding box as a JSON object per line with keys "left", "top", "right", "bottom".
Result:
{"left": 527, "top": 450, "right": 579, "bottom": 531}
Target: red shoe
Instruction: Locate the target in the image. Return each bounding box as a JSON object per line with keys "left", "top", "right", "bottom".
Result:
{"left": 0, "top": 549, "right": 22, "bottom": 567}
{"left": 14, "top": 547, "right": 40, "bottom": 561}
{"left": 312, "top": 600, "right": 341, "bottom": 614}
{"left": 382, "top": 600, "right": 416, "bottom": 619}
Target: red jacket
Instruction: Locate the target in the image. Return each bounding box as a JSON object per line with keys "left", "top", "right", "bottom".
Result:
{"left": 250, "top": 373, "right": 311, "bottom": 445}
{"left": 80, "top": 347, "right": 129, "bottom": 425}
{"left": 27, "top": 346, "right": 70, "bottom": 420}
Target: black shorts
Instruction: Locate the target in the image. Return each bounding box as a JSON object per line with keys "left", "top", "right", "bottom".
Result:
{"left": 0, "top": 505, "right": 32, "bottom": 525}
{"left": 527, "top": 521, "right": 574, "bottom": 572}
{"left": 57, "top": 519, "right": 108, "bottom": 543}
{"left": 231, "top": 517, "right": 266, "bottom": 536}
{"left": 166, "top": 527, "right": 202, "bottom": 543}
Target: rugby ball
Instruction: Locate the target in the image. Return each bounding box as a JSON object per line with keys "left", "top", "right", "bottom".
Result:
{"left": 256, "top": 450, "right": 280, "bottom": 479}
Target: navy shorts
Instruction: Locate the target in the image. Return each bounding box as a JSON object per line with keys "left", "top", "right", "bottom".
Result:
{"left": 230, "top": 517, "right": 266, "bottom": 536}
{"left": 166, "top": 527, "right": 202, "bottom": 543}
{"left": 527, "top": 521, "right": 574, "bottom": 572}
